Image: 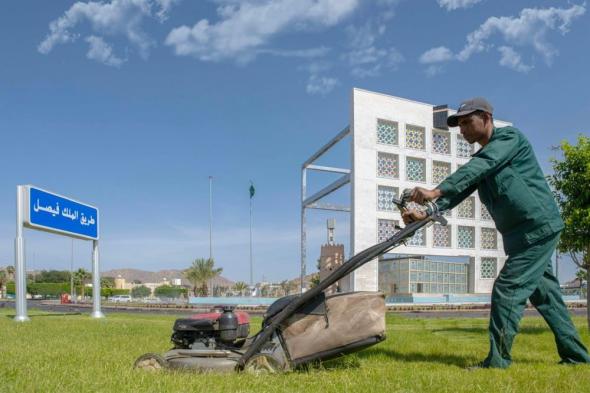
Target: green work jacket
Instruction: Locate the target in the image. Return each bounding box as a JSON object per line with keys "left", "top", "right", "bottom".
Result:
{"left": 435, "top": 126, "right": 564, "bottom": 254}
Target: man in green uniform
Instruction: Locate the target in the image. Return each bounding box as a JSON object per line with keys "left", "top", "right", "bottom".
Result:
{"left": 403, "top": 97, "right": 590, "bottom": 368}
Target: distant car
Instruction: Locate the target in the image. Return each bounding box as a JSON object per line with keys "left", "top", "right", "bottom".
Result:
{"left": 109, "top": 295, "right": 132, "bottom": 303}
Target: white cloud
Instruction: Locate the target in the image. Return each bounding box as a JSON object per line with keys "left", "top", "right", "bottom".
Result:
{"left": 343, "top": 22, "right": 404, "bottom": 78}
{"left": 457, "top": 4, "right": 585, "bottom": 63}
{"left": 419, "top": 46, "right": 453, "bottom": 64}
{"left": 306, "top": 74, "right": 338, "bottom": 95}
{"left": 437, "top": 0, "right": 482, "bottom": 11}
{"left": 420, "top": 4, "right": 585, "bottom": 74}
{"left": 258, "top": 46, "right": 330, "bottom": 59}
{"left": 85, "top": 36, "right": 126, "bottom": 66}
{"left": 165, "top": 0, "right": 359, "bottom": 62}
{"left": 38, "top": 0, "right": 176, "bottom": 61}
{"left": 498, "top": 46, "right": 532, "bottom": 73}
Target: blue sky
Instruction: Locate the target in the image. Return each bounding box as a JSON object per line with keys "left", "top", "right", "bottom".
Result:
{"left": 0, "top": 0, "right": 588, "bottom": 283}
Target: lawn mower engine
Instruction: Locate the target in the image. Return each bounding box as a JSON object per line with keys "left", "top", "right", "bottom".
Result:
{"left": 171, "top": 306, "right": 250, "bottom": 350}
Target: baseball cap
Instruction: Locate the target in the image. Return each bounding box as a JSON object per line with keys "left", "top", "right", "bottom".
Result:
{"left": 447, "top": 97, "right": 493, "bottom": 127}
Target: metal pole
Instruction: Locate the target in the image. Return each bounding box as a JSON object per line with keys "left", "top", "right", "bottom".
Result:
{"left": 90, "top": 240, "right": 105, "bottom": 318}
{"left": 555, "top": 250, "right": 560, "bottom": 283}
{"left": 70, "top": 239, "right": 74, "bottom": 302}
{"left": 301, "top": 168, "right": 307, "bottom": 293}
{"left": 209, "top": 176, "right": 213, "bottom": 261}
{"left": 249, "top": 195, "right": 253, "bottom": 286}
{"left": 14, "top": 185, "right": 29, "bottom": 322}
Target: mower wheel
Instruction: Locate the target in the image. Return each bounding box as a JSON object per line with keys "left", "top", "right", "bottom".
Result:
{"left": 244, "top": 354, "right": 283, "bottom": 375}
{"left": 134, "top": 353, "right": 168, "bottom": 372}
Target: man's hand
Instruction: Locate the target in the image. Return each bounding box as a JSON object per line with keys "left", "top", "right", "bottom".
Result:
{"left": 402, "top": 209, "right": 428, "bottom": 224}
{"left": 409, "top": 187, "right": 442, "bottom": 205}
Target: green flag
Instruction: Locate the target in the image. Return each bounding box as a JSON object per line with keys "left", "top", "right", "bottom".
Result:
{"left": 249, "top": 182, "right": 255, "bottom": 199}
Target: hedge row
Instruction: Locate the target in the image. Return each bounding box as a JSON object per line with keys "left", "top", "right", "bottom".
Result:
{"left": 4, "top": 282, "right": 130, "bottom": 297}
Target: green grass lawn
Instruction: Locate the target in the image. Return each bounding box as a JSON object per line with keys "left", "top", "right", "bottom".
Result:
{"left": 1, "top": 308, "right": 590, "bottom": 393}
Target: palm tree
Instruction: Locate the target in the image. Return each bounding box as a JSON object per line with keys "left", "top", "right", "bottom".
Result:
{"left": 183, "top": 258, "right": 223, "bottom": 297}
{"left": 233, "top": 281, "right": 249, "bottom": 296}
{"left": 73, "top": 268, "right": 91, "bottom": 301}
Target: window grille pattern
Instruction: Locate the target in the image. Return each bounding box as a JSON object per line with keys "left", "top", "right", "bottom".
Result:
{"left": 481, "top": 227, "right": 498, "bottom": 250}
{"left": 481, "top": 257, "right": 497, "bottom": 279}
{"left": 377, "top": 152, "right": 399, "bottom": 178}
{"left": 457, "top": 135, "right": 474, "bottom": 158}
{"left": 432, "top": 131, "right": 451, "bottom": 155}
{"left": 407, "top": 228, "right": 426, "bottom": 247}
{"left": 377, "top": 186, "right": 398, "bottom": 212}
{"left": 432, "top": 161, "right": 451, "bottom": 184}
{"left": 378, "top": 219, "right": 399, "bottom": 242}
{"left": 457, "top": 196, "right": 475, "bottom": 219}
{"left": 458, "top": 226, "right": 475, "bottom": 248}
{"left": 481, "top": 204, "right": 492, "bottom": 220}
{"left": 433, "top": 224, "right": 451, "bottom": 248}
{"left": 406, "top": 125, "right": 426, "bottom": 150}
{"left": 406, "top": 157, "right": 426, "bottom": 182}
{"left": 377, "top": 119, "right": 398, "bottom": 145}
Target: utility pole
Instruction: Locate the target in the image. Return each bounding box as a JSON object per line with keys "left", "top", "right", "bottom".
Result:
{"left": 208, "top": 176, "right": 213, "bottom": 261}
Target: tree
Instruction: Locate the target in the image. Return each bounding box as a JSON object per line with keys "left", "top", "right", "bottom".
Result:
{"left": 131, "top": 285, "right": 151, "bottom": 298}
{"left": 183, "top": 258, "right": 222, "bottom": 297}
{"left": 73, "top": 268, "right": 91, "bottom": 301}
{"left": 549, "top": 135, "right": 590, "bottom": 328}
{"left": 233, "top": 281, "right": 249, "bottom": 296}
{"left": 0, "top": 270, "right": 7, "bottom": 298}
{"left": 309, "top": 273, "right": 321, "bottom": 288}
{"left": 280, "top": 280, "right": 294, "bottom": 296}
{"left": 6, "top": 265, "right": 15, "bottom": 281}
{"left": 154, "top": 285, "right": 185, "bottom": 299}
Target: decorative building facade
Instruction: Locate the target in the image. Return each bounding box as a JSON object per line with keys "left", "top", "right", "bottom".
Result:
{"left": 301, "top": 88, "right": 510, "bottom": 295}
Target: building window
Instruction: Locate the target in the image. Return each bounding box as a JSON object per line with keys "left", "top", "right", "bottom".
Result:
{"left": 481, "top": 257, "right": 498, "bottom": 279}
{"left": 433, "top": 224, "right": 451, "bottom": 248}
{"left": 377, "top": 185, "right": 399, "bottom": 212}
{"left": 378, "top": 219, "right": 399, "bottom": 242}
{"left": 377, "top": 119, "right": 398, "bottom": 145}
{"left": 405, "top": 125, "right": 426, "bottom": 150}
{"left": 406, "top": 157, "right": 426, "bottom": 182}
{"left": 377, "top": 152, "right": 399, "bottom": 178}
{"left": 432, "top": 130, "right": 451, "bottom": 155}
{"left": 481, "top": 227, "right": 498, "bottom": 250}
{"left": 457, "top": 135, "right": 474, "bottom": 158}
{"left": 458, "top": 226, "right": 475, "bottom": 248}
{"left": 481, "top": 204, "right": 492, "bottom": 220}
{"left": 407, "top": 228, "right": 426, "bottom": 247}
{"left": 457, "top": 196, "right": 475, "bottom": 219}
{"left": 432, "top": 160, "right": 451, "bottom": 184}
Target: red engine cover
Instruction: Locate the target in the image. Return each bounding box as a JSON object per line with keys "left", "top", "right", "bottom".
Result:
{"left": 189, "top": 308, "right": 250, "bottom": 325}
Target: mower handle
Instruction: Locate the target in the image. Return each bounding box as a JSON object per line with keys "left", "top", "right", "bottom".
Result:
{"left": 235, "top": 191, "right": 447, "bottom": 371}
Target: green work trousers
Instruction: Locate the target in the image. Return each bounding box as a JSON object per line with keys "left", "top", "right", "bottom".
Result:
{"left": 483, "top": 232, "right": 590, "bottom": 368}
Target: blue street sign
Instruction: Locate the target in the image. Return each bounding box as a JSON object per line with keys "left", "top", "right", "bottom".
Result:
{"left": 25, "top": 186, "right": 99, "bottom": 240}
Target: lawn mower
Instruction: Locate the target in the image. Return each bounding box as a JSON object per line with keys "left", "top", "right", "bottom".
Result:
{"left": 134, "top": 190, "right": 447, "bottom": 373}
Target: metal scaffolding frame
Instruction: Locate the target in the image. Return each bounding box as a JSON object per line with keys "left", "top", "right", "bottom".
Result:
{"left": 300, "top": 126, "right": 351, "bottom": 292}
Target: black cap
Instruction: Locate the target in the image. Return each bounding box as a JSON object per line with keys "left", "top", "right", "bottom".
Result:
{"left": 447, "top": 97, "right": 493, "bottom": 127}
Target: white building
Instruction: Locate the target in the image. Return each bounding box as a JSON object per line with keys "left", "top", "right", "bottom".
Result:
{"left": 301, "top": 88, "right": 510, "bottom": 294}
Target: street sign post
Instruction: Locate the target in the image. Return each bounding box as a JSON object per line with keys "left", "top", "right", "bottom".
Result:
{"left": 15, "top": 185, "right": 104, "bottom": 322}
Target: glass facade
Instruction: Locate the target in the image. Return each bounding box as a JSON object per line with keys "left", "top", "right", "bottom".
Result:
{"left": 379, "top": 258, "right": 469, "bottom": 295}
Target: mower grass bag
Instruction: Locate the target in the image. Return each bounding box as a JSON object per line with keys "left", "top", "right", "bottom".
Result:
{"left": 277, "top": 291, "right": 386, "bottom": 366}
